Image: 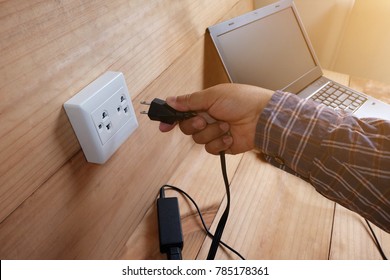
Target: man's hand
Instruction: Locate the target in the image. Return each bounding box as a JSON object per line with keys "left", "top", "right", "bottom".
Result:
{"left": 159, "top": 83, "right": 273, "bottom": 155}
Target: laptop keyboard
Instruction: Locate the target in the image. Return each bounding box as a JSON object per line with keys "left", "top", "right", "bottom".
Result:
{"left": 310, "top": 82, "right": 367, "bottom": 113}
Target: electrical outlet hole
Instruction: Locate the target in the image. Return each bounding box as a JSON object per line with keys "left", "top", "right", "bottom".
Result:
{"left": 102, "top": 111, "right": 108, "bottom": 119}
{"left": 106, "top": 122, "right": 112, "bottom": 131}
{"left": 124, "top": 106, "right": 129, "bottom": 114}
{"left": 121, "top": 95, "right": 125, "bottom": 103}
{"left": 98, "top": 123, "right": 103, "bottom": 130}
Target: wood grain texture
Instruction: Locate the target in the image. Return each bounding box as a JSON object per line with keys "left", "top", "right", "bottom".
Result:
{"left": 329, "top": 204, "right": 390, "bottom": 259}
{"left": 0, "top": 0, "right": 248, "bottom": 259}
{"left": 196, "top": 152, "right": 335, "bottom": 260}
{"left": 118, "top": 0, "right": 254, "bottom": 260}
{"left": 0, "top": 0, "right": 242, "bottom": 224}
{"left": 1, "top": 0, "right": 389, "bottom": 260}
{"left": 118, "top": 145, "right": 243, "bottom": 260}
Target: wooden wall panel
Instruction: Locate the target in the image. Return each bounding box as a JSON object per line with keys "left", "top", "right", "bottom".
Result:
{"left": 0, "top": 0, "right": 238, "bottom": 224}
{"left": 0, "top": 0, "right": 253, "bottom": 259}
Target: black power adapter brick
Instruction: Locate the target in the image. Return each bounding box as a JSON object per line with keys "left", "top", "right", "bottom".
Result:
{"left": 141, "top": 98, "right": 238, "bottom": 260}
{"left": 141, "top": 97, "right": 388, "bottom": 261}
{"left": 157, "top": 189, "right": 183, "bottom": 260}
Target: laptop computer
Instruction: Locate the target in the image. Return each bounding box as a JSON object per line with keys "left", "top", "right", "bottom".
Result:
{"left": 207, "top": 0, "right": 390, "bottom": 120}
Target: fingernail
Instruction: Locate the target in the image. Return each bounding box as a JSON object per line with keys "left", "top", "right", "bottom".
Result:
{"left": 222, "top": 135, "right": 233, "bottom": 145}
{"left": 192, "top": 117, "right": 206, "bottom": 130}
{"left": 159, "top": 122, "right": 175, "bottom": 132}
{"left": 219, "top": 122, "right": 230, "bottom": 132}
{"left": 166, "top": 96, "right": 176, "bottom": 106}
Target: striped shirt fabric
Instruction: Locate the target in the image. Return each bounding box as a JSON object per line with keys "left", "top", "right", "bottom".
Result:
{"left": 255, "top": 90, "right": 390, "bottom": 233}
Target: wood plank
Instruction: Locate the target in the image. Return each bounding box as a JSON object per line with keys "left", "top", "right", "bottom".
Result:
{"left": 197, "top": 152, "right": 335, "bottom": 259}
{"left": 0, "top": 0, "right": 241, "bottom": 225}
{"left": 329, "top": 204, "right": 390, "bottom": 259}
{"left": 0, "top": 36, "right": 200, "bottom": 259}
{"left": 0, "top": 0, "right": 250, "bottom": 259}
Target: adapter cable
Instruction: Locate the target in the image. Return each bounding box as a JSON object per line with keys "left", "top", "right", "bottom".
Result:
{"left": 141, "top": 98, "right": 239, "bottom": 260}
{"left": 159, "top": 184, "right": 245, "bottom": 260}
{"left": 141, "top": 98, "right": 388, "bottom": 261}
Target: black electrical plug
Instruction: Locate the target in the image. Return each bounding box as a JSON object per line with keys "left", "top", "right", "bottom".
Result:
{"left": 140, "top": 98, "right": 196, "bottom": 124}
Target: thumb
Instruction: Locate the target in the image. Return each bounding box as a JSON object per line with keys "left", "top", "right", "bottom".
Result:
{"left": 166, "top": 90, "right": 213, "bottom": 112}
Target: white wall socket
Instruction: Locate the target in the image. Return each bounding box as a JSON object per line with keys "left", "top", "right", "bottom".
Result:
{"left": 64, "top": 71, "right": 138, "bottom": 164}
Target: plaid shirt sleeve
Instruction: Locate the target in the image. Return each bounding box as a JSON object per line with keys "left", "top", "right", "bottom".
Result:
{"left": 255, "top": 90, "right": 390, "bottom": 233}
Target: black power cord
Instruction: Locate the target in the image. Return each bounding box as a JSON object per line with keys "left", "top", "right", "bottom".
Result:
{"left": 157, "top": 153, "right": 244, "bottom": 260}
{"left": 365, "top": 219, "right": 388, "bottom": 260}
{"left": 206, "top": 151, "right": 231, "bottom": 260}
{"left": 142, "top": 98, "right": 388, "bottom": 260}
{"left": 142, "top": 98, "right": 242, "bottom": 260}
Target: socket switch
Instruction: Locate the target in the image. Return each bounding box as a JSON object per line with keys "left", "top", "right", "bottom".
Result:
{"left": 64, "top": 71, "right": 138, "bottom": 164}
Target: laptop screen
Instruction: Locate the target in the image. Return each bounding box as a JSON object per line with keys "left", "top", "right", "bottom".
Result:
{"left": 209, "top": 4, "right": 321, "bottom": 92}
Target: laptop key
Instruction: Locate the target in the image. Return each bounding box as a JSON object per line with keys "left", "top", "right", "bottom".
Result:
{"left": 343, "top": 99, "right": 353, "bottom": 106}
{"left": 338, "top": 93, "right": 348, "bottom": 102}
{"left": 333, "top": 90, "right": 343, "bottom": 97}
{"left": 326, "top": 87, "right": 336, "bottom": 94}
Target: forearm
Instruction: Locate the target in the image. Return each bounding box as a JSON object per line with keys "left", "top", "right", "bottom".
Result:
{"left": 255, "top": 91, "right": 390, "bottom": 233}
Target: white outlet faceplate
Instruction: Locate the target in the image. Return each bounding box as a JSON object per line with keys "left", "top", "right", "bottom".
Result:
{"left": 64, "top": 71, "right": 138, "bottom": 164}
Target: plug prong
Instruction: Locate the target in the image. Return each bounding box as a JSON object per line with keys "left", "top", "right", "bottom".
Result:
{"left": 140, "top": 101, "right": 151, "bottom": 105}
